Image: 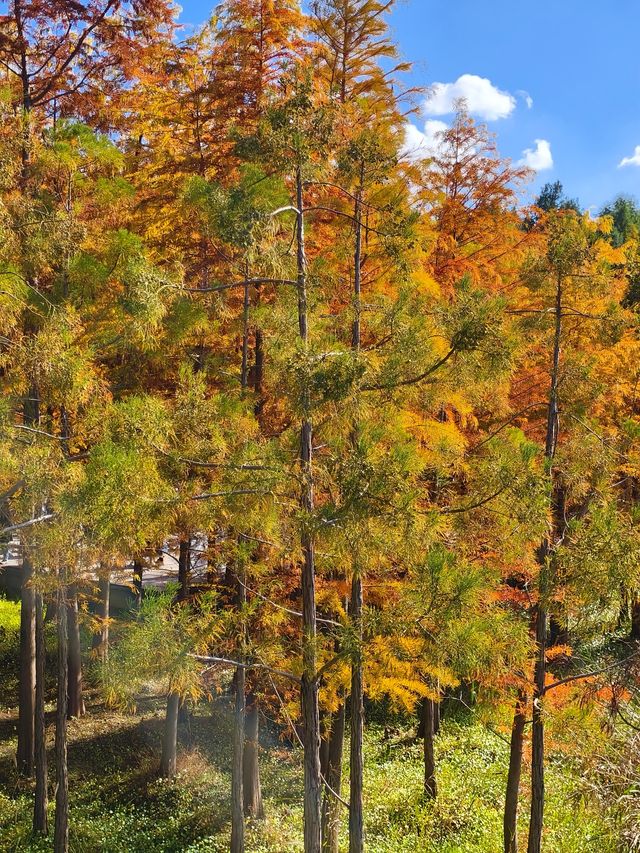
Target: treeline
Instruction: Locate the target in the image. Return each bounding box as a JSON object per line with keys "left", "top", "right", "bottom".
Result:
{"left": 1, "top": 2, "right": 640, "bottom": 853}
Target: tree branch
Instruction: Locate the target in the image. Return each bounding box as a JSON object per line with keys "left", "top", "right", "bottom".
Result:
{"left": 191, "top": 654, "right": 300, "bottom": 683}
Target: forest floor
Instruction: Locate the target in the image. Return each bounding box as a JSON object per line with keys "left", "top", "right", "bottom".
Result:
{"left": 0, "top": 598, "right": 616, "bottom": 853}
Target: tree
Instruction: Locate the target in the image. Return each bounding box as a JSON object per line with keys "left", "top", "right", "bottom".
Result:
{"left": 416, "top": 111, "right": 533, "bottom": 291}
{"left": 535, "top": 181, "right": 580, "bottom": 214}
{"left": 504, "top": 210, "right": 639, "bottom": 853}
{"left": 310, "top": 0, "right": 407, "bottom": 105}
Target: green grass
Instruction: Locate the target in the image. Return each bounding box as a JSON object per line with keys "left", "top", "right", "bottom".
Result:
{"left": 0, "top": 596, "right": 20, "bottom": 634}
{"left": 0, "top": 707, "right": 617, "bottom": 853}
{"left": 0, "top": 598, "right": 618, "bottom": 852}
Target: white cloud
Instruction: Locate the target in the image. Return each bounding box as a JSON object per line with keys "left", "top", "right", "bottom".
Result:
{"left": 619, "top": 146, "right": 640, "bottom": 167}
{"left": 518, "top": 139, "right": 553, "bottom": 171}
{"left": 400, "top": 119, "right": 448, "bottom": 162}
{"left": 517, "top": 89, "right": 534, "bottom": 109}
{"left": 424, "top": 74, "right": 516, "bottom": 121}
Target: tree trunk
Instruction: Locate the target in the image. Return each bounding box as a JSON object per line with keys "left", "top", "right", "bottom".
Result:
{"left": 423, "top": 698, "right": 437, "bottom": 800}
{"left": 17, "top": 556, "right": 36, "bottom": 777}
{"left": 178, "top": 539, "right": 190, "bottom": 602}
{"left": 302, "top": 670, "right": 322, "bottom": 853}
{"left": 254, "top": 324, "right": 265, "bottom": 425}
{"left": 243, "top": 692, "right": 264, "bottom": 819}
{"left": 160, "top": 691, "right": 179, "bottom": 778}
{"left": 33, "top": 591, "right": 48, "bottom": 835}
{"left": 241, "top": 273, "right": 250, "bottom": 389}
{"left": 527, "top": 272, "right": 562, "bottom": 853}
{"left": 527, "top": 602, "right": 547, "bottom": 853}
{"left": 231, "top": 568, "right": 246, "bottom": 852}
{"left": 67, "top": 589, "right": 84, "bottom": 719}
{"left": 54, "top": 584, "right": 69, "bottom": 853}
{"left": 231, "top": 665, "right": 246, "bottom": 852}
{"left": 349, "top": 571, "right": 364, "bottom": 853}
{"left": 322, "top": 701, "right": 345, "bottom": 853}
{"left": 92, "top": 575, "right": 110, "bottom": 662}
{"left": 296, "top": 164, "right": 322, "bottom": 853}
{"left": 320, "top": 713, "right": 331, "bottom": 780}
{"left": 504, "top": 691, "right": 527, "bottom": 853}
{"left": 631, "top": 594, "right": 640, "bottom": 640}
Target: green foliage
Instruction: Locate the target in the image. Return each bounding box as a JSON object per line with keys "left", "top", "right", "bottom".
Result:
{"left": 600, "top": 196, "right": 640, "bottom": 248}
{"left": 535, "top": 181, "right": 580, "bottom": 215}
{"left": 0, "top": 711, "right": 616, "bottom": 853}
{"left": 101, "top": 588, "right": 221, "bottom": 708}
{"left": 65, "top": 439, "right": 172, "bottom": 555}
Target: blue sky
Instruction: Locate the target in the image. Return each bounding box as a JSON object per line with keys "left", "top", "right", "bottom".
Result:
{"left": 176, "top": 0, "right": 640, "bottom": 211}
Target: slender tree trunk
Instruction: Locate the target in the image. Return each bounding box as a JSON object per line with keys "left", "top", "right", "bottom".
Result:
{"left": 504, "top": 691, "right": 527, "bottom": 853}
{"left": 231, "top": 569, "right": 246, "bottom": 852}
{"left": 243, "top": 692, "right": 264, "bottom": 819}
{"left": 254, "top": 323, "right": 265, "bottom": 425}
{"left": 351, "top": 174, "right": 363, "bottom": 352}
{"left": 527, "top": 272, "right": 562, "bottom": 853}
{"left": 416, "top": 698, "right": 425, "bottom": 740}
{"left": 175, "top": 549, "right": 191, "bottom": 738}
{"left": 296, "top": 165, "right": 322, "bottom": 853}
{"left": 66, "top": 588, "right": 84, "bottom": 719}
{"left": 527, "top": 599, "right": 547, "bottom": 853}
{"left": 321, "top": 701, "right": 345, "bottom": 853}
{"left": 17, "top": 556, "right": 36, "bottom": 777}
{"left": 231, "top": 668, "right": 246, "bottom": 851}
{"left": 92, "top": 575, "right": 110, "bottom": 662}
{"left": 349, "top": 571, "right": 364, "bottom": 853}
{"left": 241, "top": 271, "right": 250, "bottom": 390}
{"left": 348, "top": 169, "right": 366, "bottom": 853}
{"left": 178, "top": 539, "right": 190, "bottom": 601}
{"left": 33, "top": 591, "right": 48, "bottom": 835}
{"left": 631, "top": 594, "right": 640, "bottom": 640}
{"left": 16, "top": 75, "right": 36, "bottom": 776}
{"left": 160, "top": 691, "right": 179, "bottom": 778}
{"left": 423, "top": 698, "right": 437, "bottom": 799}
{"left": 54, "top": 584, "right": 69, "bottom": 853}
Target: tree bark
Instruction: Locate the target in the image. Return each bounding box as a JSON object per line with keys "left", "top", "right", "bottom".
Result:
{"left": 33, "top": 591, "right": 48, "bottom": 835}
{"left": 348, "top": 179, "right": 365, "bottom": 852}
{"left": 178, "top": 539, "right": 190, "bottom": 602}
{"left": 527, "top": 601, "right": 547, "bottom": 853}
{"left": 527, "top": 271, "right": 562, "bottom": 853}
{"left": 241, "top": 273, "right": 250, "bottom": 389}
{"left": 254, "top": 324, "right": 265, "bottom": 425}
{"left": 232, "top": 665, "right": 246, "bottom": 851}
{"left": 243, "top": 692, "right": 264, "bottom": 819}
{"left": 66, "top": 588, "right": 84, "bottom": 719}
{"left": 423, "top": 698, "right": 437, "bottom": 800}
{"left": 504, "top": 691, "right": 527, "bottom": 853}
{"left": 17, "top": 556, "right": 36, "bottom": 777}
{"left": 91, "top": 575, "right": 110, "bottom": 662}
{"left": 231, "top": 568, "right": 246, "bottom": 852}
{"left": 321, "top": 701, "right": 345, "bottom": 853}
{"left": 349, "top": 572, "right": 364, "bottom": 853}
{"left": 54, "top": 584, "right": 69, "bottom": 853}
{"left": 160, "top": 691, "right": 179, "bottom": 778}
{"left": 296, "top": 164, "right": 322, "bottom": 853}
{"left": 631, "top": 594, "right": 640, "bottom": 640}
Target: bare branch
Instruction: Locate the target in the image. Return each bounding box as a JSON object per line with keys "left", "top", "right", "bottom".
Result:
{"left": 1, "top": 513, "right": 55, "bottom": 535}
{"left": 191, "top": 654, "right": 300, "bottom": 683}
